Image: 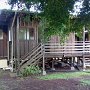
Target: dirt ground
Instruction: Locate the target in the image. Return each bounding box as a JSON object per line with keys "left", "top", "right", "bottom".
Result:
{"left": 0, "top": 70, "right": 90, "bottom": 90}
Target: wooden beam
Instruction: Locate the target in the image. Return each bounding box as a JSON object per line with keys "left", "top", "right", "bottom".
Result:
{"left": 10, "top": 11, "right": 17, "bottom": 72}
{"left": 42, "top": 44, "right": 46, "bottom": 75}
{"left": 16, "top": 16, "right": 20, "bottom": 75}
{"left": 83, "top": 26, "right": 86, "bottom": 71}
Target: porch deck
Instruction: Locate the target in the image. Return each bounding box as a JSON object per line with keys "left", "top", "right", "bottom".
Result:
{"left": 20, "top": 41, "right": 90, "bottom": 71}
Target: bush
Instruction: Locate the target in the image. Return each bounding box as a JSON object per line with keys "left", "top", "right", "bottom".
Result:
{"left": 21, "top": 65, "right": 41, "bottom": 77}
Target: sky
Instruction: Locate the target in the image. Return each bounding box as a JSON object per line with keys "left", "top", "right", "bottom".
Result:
{"left": 0, "top": 0, "right": 11, "bottom": 9}
{"left": 0, "top": 0, "right": 35, "bottom": 11}
{"left": 0, "top": 0, "right": 82, "bottom": 15}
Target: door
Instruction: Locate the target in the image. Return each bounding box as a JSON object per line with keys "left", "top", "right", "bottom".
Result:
{"left": 19, "top": 28, "right": 36, "bottom": 58}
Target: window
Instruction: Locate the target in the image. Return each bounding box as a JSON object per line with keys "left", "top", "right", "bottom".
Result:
{"left": 19, "top": 28, "right": 34, "bottom": 40}
{"left": 0, "top": 29, "right": 3, "bottom": 40}
{"left": 29, "top": 28, "right": 34, "bottom": 40}
{"left": 19, "top": 29, "right": 26, "bottom": 40}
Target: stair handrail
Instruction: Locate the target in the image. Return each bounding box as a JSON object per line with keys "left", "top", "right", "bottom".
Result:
{"left": 20, "top": 53, "right": 43, "bottom": 70}
{"left": 20, "top": 43, "right": 43, "bottom": 67}
{"left": 21, "top": 43, "right": 42, "bottom": 60}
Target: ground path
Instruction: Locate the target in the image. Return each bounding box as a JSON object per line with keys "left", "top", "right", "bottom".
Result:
{"left": 0, "top": 70, "right": 90, "bottom": 90}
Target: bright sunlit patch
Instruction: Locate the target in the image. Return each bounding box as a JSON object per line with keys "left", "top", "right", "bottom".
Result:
{"left": 0, "top": 0, "right": 38, "bottom": 12}
{"left": 0, "top": 0, "right": 82, "bottom": 14}
{"left": 0, "top": 0, "right": 11, "bottom": 9}
{"left": 72, "top": 0, "right": 83, "bottom": 15}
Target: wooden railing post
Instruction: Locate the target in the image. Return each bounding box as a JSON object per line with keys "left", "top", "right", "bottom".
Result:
{"left": 42, "top": 43, "right": 46, "bottom": 75}
{"left": 10, "top": 11, "right": 17, "bottom": 72}
{"left": 83, "top": 26, "right": 86, "bottom": 71}
{"left": 71, "top": 57, "right": 75, "bottom": 70}
{"left": 16, "top": 16, "right": 20, "bottom": 75}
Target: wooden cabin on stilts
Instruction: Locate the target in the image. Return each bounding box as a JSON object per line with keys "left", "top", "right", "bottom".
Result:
{"left": 0, "top": 10, "right": 90, "bottom": 75}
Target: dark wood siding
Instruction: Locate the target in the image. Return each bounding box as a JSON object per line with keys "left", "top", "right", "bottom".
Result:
{"left": 0, "top": 31, "right": 7, "bottom": 58}
{"left": 19, "top": 40, "right": 36, "bottom": 58}
{"left": 12, "top": 17, "right": 39, "bottom": 58}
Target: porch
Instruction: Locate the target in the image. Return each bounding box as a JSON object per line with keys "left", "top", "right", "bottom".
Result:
{"left": 19, "top": 41, "right": 90, "bottom": 75}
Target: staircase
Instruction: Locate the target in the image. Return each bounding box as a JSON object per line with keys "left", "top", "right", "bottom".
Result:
{"left": 20, "top": 43, "right": 43, "bottom": 70}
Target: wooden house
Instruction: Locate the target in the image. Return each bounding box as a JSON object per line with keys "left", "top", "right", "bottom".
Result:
{"left": 0, "top": 10, "right": 90, "bottom": 74}
{"left": 0, "top": 10, "right": 39, "bottom": 69}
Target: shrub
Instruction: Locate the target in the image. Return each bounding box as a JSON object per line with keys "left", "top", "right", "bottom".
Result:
{"left": 21, "top": 65, "right": 41, "bottom": 77}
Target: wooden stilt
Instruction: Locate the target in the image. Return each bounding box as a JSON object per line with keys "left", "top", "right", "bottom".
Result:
{"left": 11, "top": 27, "right": 14, "bottom": 72}
{"left": 51, "top": 60, "right": 55, "bottom": 70}
{"left": 71, "top": 57, "right": 75, "bottom": 70}
{"left": 42, "top": 44, "right": 46, "bottom": 75}
{"left": 83, "top": 26, "right": 86, "bottom": 71}
{"left": 16, "top": 16, "right": 20, "bottom": 75}
{"left": 10, "top": 11, "right": 17, "bottom": 72}
{"left": 42, "top": 55, "right": 46, "bottom": 75}
{"left": 83, "top": 55, "right": 86, "bottom": 71}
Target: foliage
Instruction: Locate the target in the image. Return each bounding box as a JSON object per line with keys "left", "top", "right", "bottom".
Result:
{"left": 8, "top": 0, "right": 77, "bottom": 37}
{"left": 76, "top": 0, "right": 90, "bottom": 33}
{"left": 8, "top": 0, "right": 90, "bottom": 40}
{"left": 78, "top": 0, "right": 90, "bottom": 26}
{"left": 21, "top": 65, "right": 41, "bottom": 77}
{"left": 38, "top": 71, "right": 90, "bottom": 80}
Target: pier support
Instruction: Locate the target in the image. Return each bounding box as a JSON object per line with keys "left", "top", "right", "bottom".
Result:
{"left": 51, "top": 60, "right": 55, "bottom": 70}
{"left": 83, "top": 26, "right": 86, "bottom": 71}
{"left": 71, "top": 57, "right": 75, "bottom": 70}
{"left": 42, "top": 55, "right": 46, "bottom": 75}
{"left": 83, "top": 55, "right": 86, "bottom": 71}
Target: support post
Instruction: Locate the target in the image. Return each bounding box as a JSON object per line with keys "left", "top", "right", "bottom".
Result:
{"left": 51, "top": 60, "right": 55, "bottom": 70}
{"left": 42, "top": 44, "right": 46, "bottom": 75}
{"left": 75, "top": 57, "right": 77, "bottom": 62}
{"left": 83, "top": 26, "right": 86, "bottom": 71}
{"left": 71, "top": 57, "right": 75, "bottom": 70}
{"left": 10, "top": 11, "right": 17, "bottom": 72}
{"left": 11, "top": 27, "right": 14, "bottom": 72}
{"left": 16, "top": 16, "right": 20, "bottom": 75}
{"left": 7, "top": 40, "right": 9, "bottom": 65}
{"left": 83, "top": 55, "right": 86, "bottom": 71}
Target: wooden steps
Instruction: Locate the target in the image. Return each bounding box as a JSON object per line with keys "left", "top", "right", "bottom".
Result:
{"left": 19, "top": 43, "right": 43, "bottom": 70}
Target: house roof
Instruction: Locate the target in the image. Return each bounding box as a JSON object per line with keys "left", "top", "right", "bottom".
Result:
{"left": 0, "top": 9, "right": 35, "bottom": 31}
{"left": 0, "top": 9, "right": 37, "bottom": 25}
{"left": 0, "top": 10, "right": 15, "bottom": 25}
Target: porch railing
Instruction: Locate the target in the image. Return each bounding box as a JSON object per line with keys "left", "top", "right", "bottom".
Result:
{"left": 19, "top": 41, "right": 90, "bottom": 70}
{"left": 44, "top": 41, "right": 90, "bottom": 55}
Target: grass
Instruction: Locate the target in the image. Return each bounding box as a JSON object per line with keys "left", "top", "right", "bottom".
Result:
{"left": 38, "top": 71, "right": 90, "bottom": 80}
{"left": 81, "top": 79, "right": 90, "bottom": 85}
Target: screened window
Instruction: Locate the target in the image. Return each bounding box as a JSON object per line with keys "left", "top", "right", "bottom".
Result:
{"left": 19, "top": 29, "right": 26, "bottom": 40}
{"left": 0, "top": 29, "right": 3, "bottom": 40}
{"left": 29, "top": 28, "right": 34, "bottom": 40}
{"left": 19, "top": 28, "right": 34, "bottom": 40}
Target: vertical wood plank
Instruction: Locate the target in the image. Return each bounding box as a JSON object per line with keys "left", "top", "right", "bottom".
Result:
{"left": 16, "top": 16, "right": 20, "bottom": 74}
{"left": 83, "top": 26, "right": 86, "bottom": 71}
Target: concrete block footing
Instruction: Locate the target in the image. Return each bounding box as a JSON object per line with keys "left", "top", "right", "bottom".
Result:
{"left": 71, "top": 66, "right": 75, "bottom": 70}
{"left": 42, "top": 70, "right": 46, "bottom": 75}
